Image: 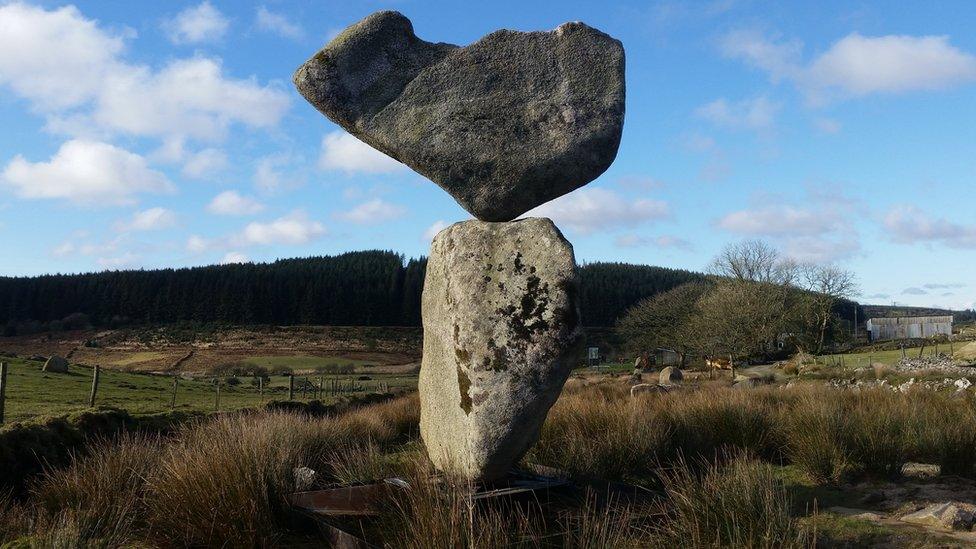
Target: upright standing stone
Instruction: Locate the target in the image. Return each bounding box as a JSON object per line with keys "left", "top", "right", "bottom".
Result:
{"left": 420, "top": 218, "right": 582, "bottom": 480}
{"left": 294, "top": 10, "right": 625, "bottom": 221}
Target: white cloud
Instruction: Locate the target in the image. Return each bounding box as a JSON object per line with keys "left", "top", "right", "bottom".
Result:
{"left": 117, "top": 207, "right": 177, "bottom": 232}
{"left": 423, "top": 220, "right": 449, "bottom": 242}
{"left": 883, "top": 205, "right": 976, "bottom": 249}
{"left": 695, "top": 96, "right": 780, "bottom": 131}
{"left": 253, "top": 154, "right": 304, "bottom": 193}
{"left": 207, "top": 190, "right": 265, "bottom": 216}
{"left": 0, "top": 3, "right": 124, "bottom": 110}
{"left": 0, "top": 3, "right": 289, "bottom": 142}
{"left": 805, "top": 34, "right": 976, "bottom": 97}
{"left": 1, "top": 139, "right": 172, "bottom": 205}
{"left": 338, "top": 199, "right": 407, "bottom": 225}
{"left": 237, "top": 210, "right": 326, "bottom": 246}
{"left": 186, "top": 235, "right": 210, "bottom": 253}
{"left": 615, "top": 234, "right": 692, "bottom": 250}
{"left": 319, "top": 131, "right": 406, "bottom": 174}
{"left": 717, "top": 204, "right": 836, "bottom": 236}
{"left": 163, "top": 2, "right": 229, "bottom": 45}
{"left": 721, "top": 30, "right": 976, "bottom": 102}
{"left": 255, "top": 6, "right": 304, "bottom": 40}
{"left": 182, "top": 148, "right": 227, "bottom": 179}
{"left": 221, "top": 251, "right": 249, "bottom": 264}
{"left": 716, "top": 189, "right": 861, "bottom": 262}
{"left": 526, "top": 188, "right": 669, "bottom": 235}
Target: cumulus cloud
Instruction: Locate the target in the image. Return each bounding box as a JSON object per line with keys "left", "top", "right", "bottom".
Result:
{"left": 526, "top": 188, "right": 669, "bottom": 235}
{"left": 903, "top": 287, "right": 928, "bottom": 295}
{"left": 163, "top": 2, "right": 229, "bottom": 45}
{"left": 221, "top": 251, "right": 249, "bottom": 264}
{"left": 181, "top": 148, "right": 227, "bottom": 179}
{"left": 423, "top": 220, "right": 449, "bottom": 242}
{"left": 237, "top": 211, "right": 326, "bottom": 246}
{"left": 207, "top": 190, "right": 264, "bottom": 215}
{"left": 319, "top": 131, "right": 406, "bottom": 174}
{"left": 255, "top": 6, "right": 304, "bottom": 40}
{"left": 1, "top": 139, "right": 172, "bottom": 205}
{"left": 721, "top": 29, "right": 976, "bottom": 102}
{"left": 614, "top": 234, "right": 692, "bottom": 250}
{"left": 715, "top": 188, "right": 861, "bottom": 262}
{"left": 337, "top": 199, "right": 407, "bottom": 225}
{"left": 717, "top": 205, "right": 837, "bottom": 236}
{"left": 0, "top": 3, "right": 289, "bottom": 142}
{"left": 695, "top": 96, "right": 780, "bottom": 132}
{"left": 116, "top": 207, "right": 177, "bottom": 232}
{"left": 883, "top": 205, "right": 976, "bottom": 249}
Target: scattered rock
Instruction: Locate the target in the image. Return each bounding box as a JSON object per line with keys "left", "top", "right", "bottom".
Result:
{"left": 419, "top": 218, "right": 583, "bottom": 480}
{"left": 901, "top": 502, "right": 975, "bottom": 531}
{"left": 293, "top": 466, "right": 317, "bottom": 491}
{"left": 732, "top": 378, "right": 760, "bottom": 390}
{"left": 42, "top": 355, "right": 68, "bottom": 373}
{"left": 862, "top": 491, "right": 887, "bottom": 505}
{"left": 630, "top": 383, "right": 669, "bottom": 397}
{"left": 294, "top": 11, "right": 626, "bottom": 222}
{"left": 659, "top": 366, "right": 683, "bottom": 385}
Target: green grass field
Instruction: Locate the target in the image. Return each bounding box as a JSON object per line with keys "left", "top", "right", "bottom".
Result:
{"left": 0, "top": 356, "right": 417, "bottom": 424}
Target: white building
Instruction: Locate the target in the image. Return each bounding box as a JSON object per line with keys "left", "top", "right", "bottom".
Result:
{"left": 865, "top": 316, "right": 953, "bottom": 341}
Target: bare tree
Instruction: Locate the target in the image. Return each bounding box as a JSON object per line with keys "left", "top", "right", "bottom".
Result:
{"left": 799, "top": 264, "right": 858, "bottom": 354}
{"left": 617, "top": 282, "right": 712, "bottom": 366}
{"left": 709, "top": 239, "right": 798, "bottom": 286}
{"left": 692, "top": 279, "right": 791, "bottom": 362}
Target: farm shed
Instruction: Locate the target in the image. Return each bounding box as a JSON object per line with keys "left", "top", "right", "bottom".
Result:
{"left": 653, "top": 348, "right": 681, "bottom": 367}
{"left": 865, "top": 316, "right": 953, "bottom": 341}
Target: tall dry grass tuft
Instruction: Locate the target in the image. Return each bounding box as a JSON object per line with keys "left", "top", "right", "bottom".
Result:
{"left": 376, "top": 458, "right": 533, "bottom": 549}
{"left": 917, "top": 393, "right": 976, "bottom": 477}
{"left": 558, "top": 492, "right": 653, "bottom": 548}
{"left": 662, "top": 388, "right": 783, "bottom": 463}
{"left": 778, "top": 390, "right": 851, "bottom": 483}
{"left": 652, "top": 454, "right": 809, "bottom": 548}
{"left": 530, "top": 384, "right": 667, "bottom": 483}
{"left": 31, "top": 434, "right": 163, "bottom": 547}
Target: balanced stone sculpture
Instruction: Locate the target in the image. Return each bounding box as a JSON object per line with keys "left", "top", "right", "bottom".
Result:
{"left": 296, "top": 11, "right": 624, "bottom": 481}
{"left": 294, "top": 10, "right": 625, "bottom": 222}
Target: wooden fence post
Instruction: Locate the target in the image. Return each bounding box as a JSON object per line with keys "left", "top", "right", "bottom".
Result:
{"left": 88, "top": 365, "right": 100, "bottom": 407}
{"left": 288, "top": 374, "right": 295, "bottom": 400}
{"left": 215, "top": 379, "right": 221, "bottom": 411}
{"left": 171, "top": 376, "right": 179, "bottom": 409}
{"left": 258, "top": 376, "right": 264, "bottom": 400}
{"left": 0, "top": 361, "right": 7, "bottom": 424}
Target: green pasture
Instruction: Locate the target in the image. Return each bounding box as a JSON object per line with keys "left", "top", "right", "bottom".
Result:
{"left": 0, "top": 356, "right": 416, "bottom": 424}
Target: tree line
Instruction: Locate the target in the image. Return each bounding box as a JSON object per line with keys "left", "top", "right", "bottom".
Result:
{"left": 0, "top": 251, "right": 703, "bottom": 333}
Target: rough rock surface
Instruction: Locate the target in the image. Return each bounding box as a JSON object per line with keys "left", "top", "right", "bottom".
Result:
{"left": 901, "top": 502, "right": 976, "bottom": 531}
{"left": 659, "top": 366, "right": 683, "bottom": 385}
{"left": 42, "top": 355, "right": 68, "bottom": 373}
{"left": 419, "top": 218, "right": 582, "bottom": 480}
{"left": 294, "top": 11, "right": 625, "bottom": 222}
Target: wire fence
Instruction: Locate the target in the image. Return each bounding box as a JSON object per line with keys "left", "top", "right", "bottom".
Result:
{"left": 0, "top": 359, "right": 404, "bottom": 425}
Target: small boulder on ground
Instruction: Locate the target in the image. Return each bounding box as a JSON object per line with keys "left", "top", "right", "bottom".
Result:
{"left": 901, "top": 502, "right": 976, "bottom": 531}
{"left": 630, "top": 383, "right": 669, "bottom": 397}
{"left": 659, "top": 366, "right": 683, "bottom": 385}
{"left": 42, "top": 355, "right": 69, "bottom": 373}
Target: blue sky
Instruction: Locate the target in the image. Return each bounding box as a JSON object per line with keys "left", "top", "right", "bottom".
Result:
{"left": 1, "top": 1, "right": 975, "bottom": 310}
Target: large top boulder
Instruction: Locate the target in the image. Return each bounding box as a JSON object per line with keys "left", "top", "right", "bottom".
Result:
{"left": 294, "top": 11, "right": 625, "bottom": 222}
